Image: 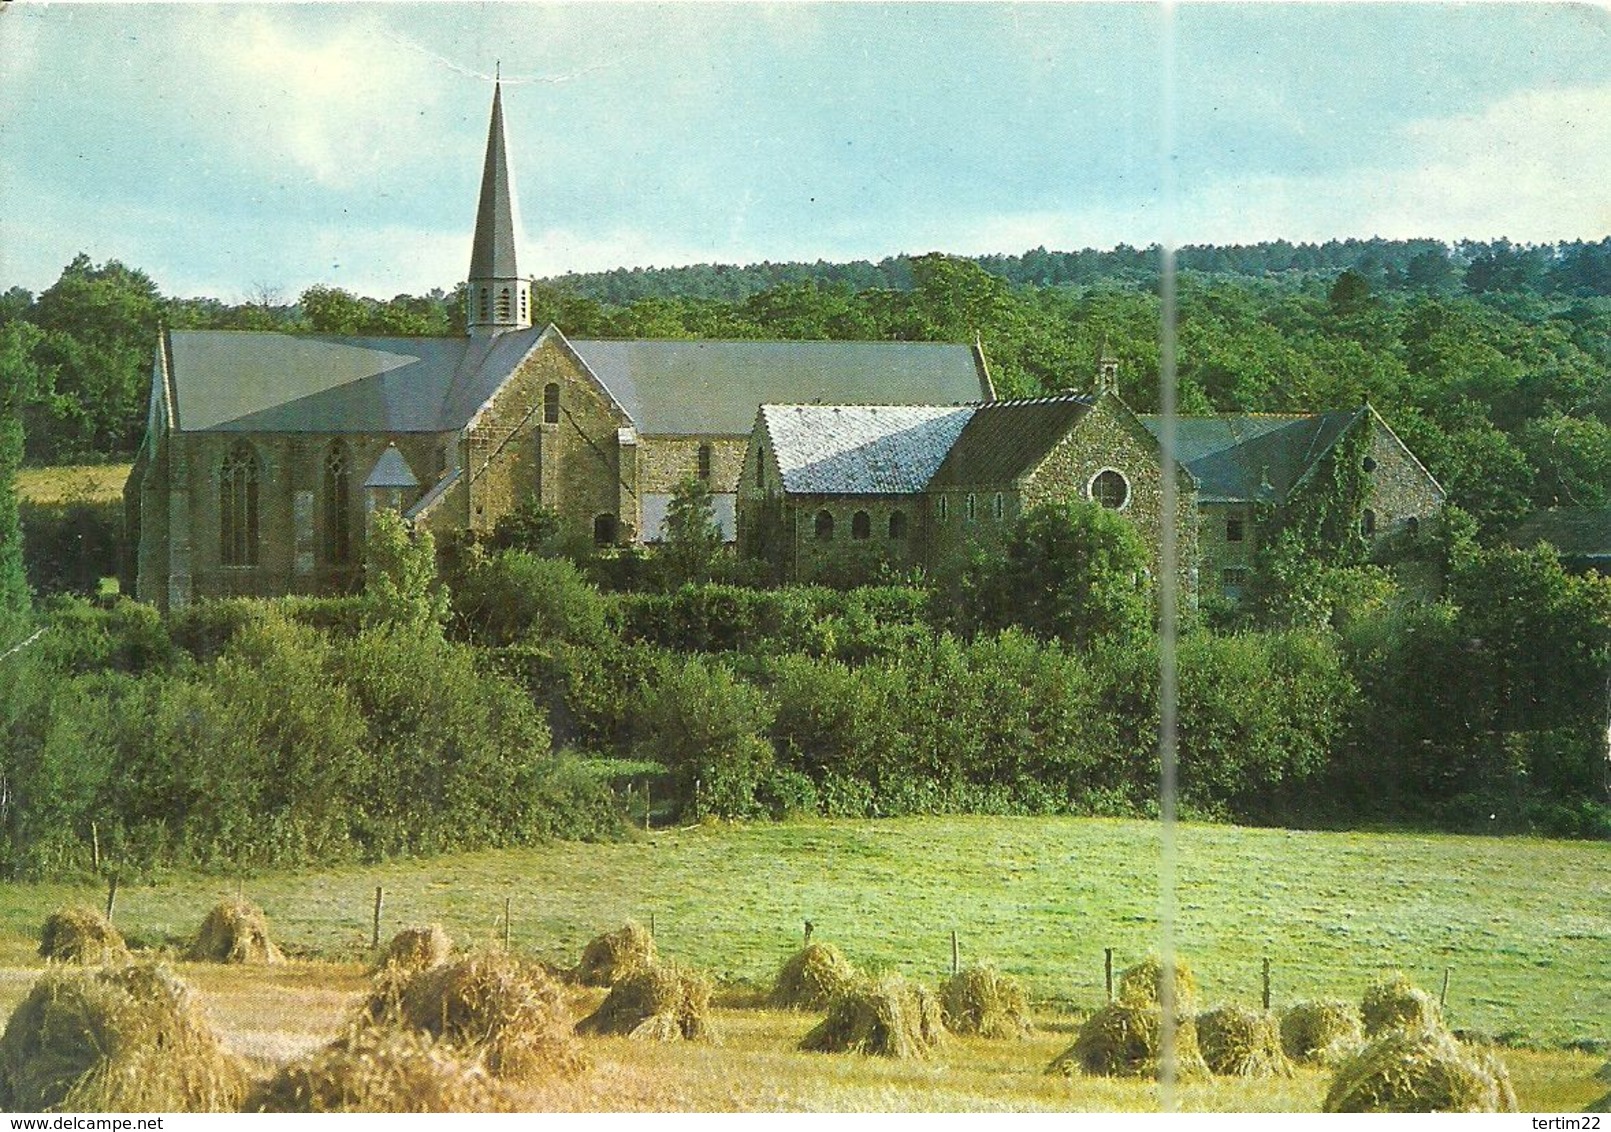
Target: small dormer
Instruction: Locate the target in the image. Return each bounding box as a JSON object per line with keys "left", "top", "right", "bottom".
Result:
{"left": 364, "top": 443, "right": 420, "bottom": 520}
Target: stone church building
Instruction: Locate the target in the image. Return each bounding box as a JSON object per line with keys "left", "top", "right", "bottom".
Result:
{"left": 123, "top": 85, "right": 991, "bottom": 608}
{"left": 124, "top": 83, "right": 1443, "bottom": 610}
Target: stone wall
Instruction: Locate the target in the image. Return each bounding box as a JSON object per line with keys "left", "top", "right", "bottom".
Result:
{"left": 465, "top": 337, "right": 630, "bottom": 542}
{"left": 1363, "top": 413, "right": 1445, "bottom": 544}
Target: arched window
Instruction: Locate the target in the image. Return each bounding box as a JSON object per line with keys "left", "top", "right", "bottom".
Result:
{"left": 593, "top": 513, "right": 617, "bottom": 546}
{"left": 1406, "top": 516, "right": 1420, "bottom": 539}
{"left": 888, "top": 511, "right": 908, "bottom": 540}
{"left": 1090, "top": 469, "right": 1130, "bottom": 510}
{"left": 938, "top": 496, "right": 948, "bottom": 522}
{"left": 698, "top": 443, "right": 712, "bottom": 481}
{"left": 814, "top": 510, "right": 834, "bottom": 540}
{"left": 543, "top": 383, "right": 560, "bottom": 424}
{"left": 965, "top": 493, "right": 976, "bottom": 521}
{"left": 323, "top": 441, "right": 351, "bottom": 565}
{"left": 1361, "top": 508, "right": 1377, "bottom": 537}
{"left": 852, "top": 511, "right": 871, "bottom": 540}
{"left": 220, "top": 442, "right": 259, "bottom": 567}
{"left": 993, "top": 492, "right": 1004, "bottom": 520}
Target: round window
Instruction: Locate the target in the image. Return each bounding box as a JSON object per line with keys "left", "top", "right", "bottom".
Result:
{"left": 1090, "top": 469, "right": 1130, "bottom": 510}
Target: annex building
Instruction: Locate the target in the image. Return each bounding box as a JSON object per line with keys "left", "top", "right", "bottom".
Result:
{"left": 739, "top": 367, "right": 1444, "bottom": 598}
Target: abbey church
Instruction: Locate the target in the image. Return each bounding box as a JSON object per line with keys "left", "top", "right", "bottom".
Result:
{"left": 124, "top": 85, "right": 1443, "bottom": 609}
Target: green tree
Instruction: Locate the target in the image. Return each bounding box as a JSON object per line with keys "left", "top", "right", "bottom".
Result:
{"left": 299, "top": 285, "right": 370, "bottom": 335}
{"left": 27, "top": 255, "right": 163, "bottom": 457}
{"left": 658, "top": 475, "right": 725, "bottom": 584}
{"left": 363, "top": 509, "right": 448, "bottom": 631}
{"left": 968, "top": 499, "right": 1153, "bottom": 650}
{"left": 0, "top": 327, "right": 33, "bottom": 625}
{"left": 633, "top": 655, "right": 774, "bottom": 818}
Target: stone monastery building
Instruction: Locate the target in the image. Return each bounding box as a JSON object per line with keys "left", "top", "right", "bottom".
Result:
{"left": 124, "top": 84, "right": 1443, "bottom": 608}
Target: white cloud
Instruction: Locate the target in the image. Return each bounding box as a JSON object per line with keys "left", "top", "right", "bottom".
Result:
{"left": 187, "top": 9, "right": 455, "bottom": 190}
{"left": 1172, "top": 84, "right": 1611, "bottom": 244}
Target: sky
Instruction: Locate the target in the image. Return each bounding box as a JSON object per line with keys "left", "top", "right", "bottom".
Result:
{"left": 2, "top": 1, "right": 1609, "bottom": 302}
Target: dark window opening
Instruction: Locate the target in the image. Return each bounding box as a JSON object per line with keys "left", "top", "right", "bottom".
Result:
{"left": 889, "top": 511, "right": 908, "bottom": 539}
{"left": 593, "top": 513, "right": 618, "bottom": 546}
{"left": 323, "top": 442, "right": 351, "bottom": 565}
{"left": 965, "top": 493, "right": 976, "bottom": 521}
{"left": 496, "top": 287, "right": 512, "bottom": 320}
{"left": 1226, "top": 517, "right": 1245, "bottom": 542}
{"left": 543, "top": 383, "right": 560, "bottom": 424}
{"left": 1361, "top": 508, "right": 1377, "bottom": 537}
{"left": 220, "top": 442, "right": 259, "bottom": 567}
{"left": 1091, "top": 469, "right": 1129, "bottom": 510}
{"left": 1407, "top": 516, "right": 1420, "bottom": 538}
{"left": 993, "top": 493, "right": 1004, "bottom": 520}
{"left": 852, "top": 511, "right": 871, "bottom": 540}
{"left": 814, "top": 510, "right": 834, "bottom": 540}
{"left": 1362, "top": 455, "right": 1378, "bottom": 472}
{"left": 698, "top": 443, "right": 712, "bottom": 480}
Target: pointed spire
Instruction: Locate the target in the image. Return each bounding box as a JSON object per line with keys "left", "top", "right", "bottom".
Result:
{"left": 470, "top": 82, "right": 520, "bottom": 282}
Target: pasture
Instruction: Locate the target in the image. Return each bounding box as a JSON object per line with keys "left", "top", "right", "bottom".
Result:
{"left": 0, "top": 816, "right": 1605, "bottom": 1110}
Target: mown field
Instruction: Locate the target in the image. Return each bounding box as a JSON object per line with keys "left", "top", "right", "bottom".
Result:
{"left": 1, "top": 816, "right": 1606, "bottom": 1111}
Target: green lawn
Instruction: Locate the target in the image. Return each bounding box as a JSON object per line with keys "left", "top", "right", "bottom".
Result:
{"left": 3, "top": 815, "right": 1607, "bottom": 1049}
{"left": 14, "top": 463, "right": 132, "bottom": 505}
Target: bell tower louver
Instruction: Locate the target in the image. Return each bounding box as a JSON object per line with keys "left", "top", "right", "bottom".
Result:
{"left": 467, "top": 81, "right": 531, "bottom": 337}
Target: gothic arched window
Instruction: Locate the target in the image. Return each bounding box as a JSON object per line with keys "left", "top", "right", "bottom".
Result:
{"left": 815, "top": 510, "right": 834, "bottom": 540}
{"left": 888, "top": 511, "right": 908, "bottom": 540}
{"left": 323, "top": 441, "right": 351, "bottom": 565}
{"left": 220, "top": 442, "right": 259, "bottom": 567}
{"left": 852, "top": 511, "right": 871, "bottom": 540}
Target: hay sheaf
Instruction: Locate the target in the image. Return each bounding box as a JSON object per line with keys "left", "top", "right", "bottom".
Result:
{"left": 1047, "top": 1001, "right": 1209, "bottom": 1080}
{"left": 1116, "top": 954, "right": 1200, "bottom": 1016}
{"left": 38, "top": 907, "right": 129, "bottom": 966}
{"left": 771, "top": 942, "right": 860, "bottom": 1011}
{"left": 249, "top": 1024, "right": 518, "bottom": 1113}
{"left": 1280, "top": 999, "right": 1365, "bottom": 1065}
{"left": 573, "top": 922, "right": 656, "bottom": 987}
{"left": 1361, "top": 973, "right": 1442, "bottom": 1037}
{"left": 375, "top": 926, "right": 453, "bottom": 974}
{"left": 799, "top": 976, "right": 945, "bottom": 1059}
{"left": 940, "top": 965, "right": 1034, "bottom": 1039}
{"left": 576, "top": 963, "right": 715, "bottom": 1043}
{"left": 0, "top": 964, "right": 247, "bottom": 1113}
{"left": 1196, "top": 1005, "right": 1293, "bottom": 1078}
{"left": 366, "top": 950, "right": 585, "bottom": 1082}
{"left": 188, "top": 899, "right": 285, "bottom": 965}
{"left": 1324, "top": 1025, "right": 1518, "bottom": 1112}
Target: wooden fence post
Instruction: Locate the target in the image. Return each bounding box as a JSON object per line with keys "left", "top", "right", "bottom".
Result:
{"left": 91, "top": 822, "right": 100, "bottom": 873}
{"left": 105, "top": 874, "right": 118, "bottom": 923}
{"left": 1440, "top": 967, "right": 1451, "bottom": 1008}
{"left": 1104, "top": 948, "right": 1114, "bottom": 1001}
{"left": 371, "top": 886, "right": 383, "bottom": 950}
{"left": 503, "top": 896, "right": 512, "bottom": 950}
{"left": 951, "top": 930, "right": 959, "bottom": 976}
{"left": 1262, "top": 956, "right": 1272, "bottom": 1011}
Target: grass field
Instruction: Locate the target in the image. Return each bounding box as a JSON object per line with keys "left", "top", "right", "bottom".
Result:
{"left": 1, "top": 816, "right": 1606, "bottom": 1110}
{"left": 14, "top": 463, "right": 132, "bottom": 505}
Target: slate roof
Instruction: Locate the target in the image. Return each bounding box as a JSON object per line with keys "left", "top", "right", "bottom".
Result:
{"left": 568, "top": 339, "right": 988, "bottom": 436}
{"left": 364, "top": 444, "right": 419, "bottom": 489}
{"left": 1508, "top": 507, "right": 1611, "bottom": 563}
{"left": 1138, "top": 410, "right": 1362, "bottom": 503}
{"left": 166, "top": 328, "right": 545, "bottom": 433}
{"left": 927, "top": 395, "right": 1097, "bottom": 489}
{"left": 762, "top": 404, "right": 976, "bottom": 495}
{"left": 166, "top": 328, "right": 987, "bottom": 440}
